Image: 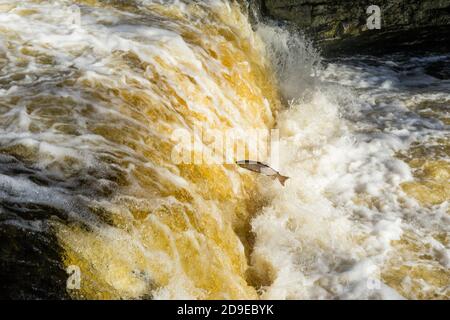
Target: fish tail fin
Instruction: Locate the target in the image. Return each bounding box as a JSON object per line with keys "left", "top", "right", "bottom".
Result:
{"left": 277, "top": 174, "right": 290, "bottom": 186}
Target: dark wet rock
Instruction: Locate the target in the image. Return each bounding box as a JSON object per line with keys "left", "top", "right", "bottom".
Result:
{"left": 0, "top": 221, "right": 70, "bottom": 299}
{"left": 254, "top": 0, "right": 450, "bottom": 56}
{"left": 425, "top": 59, "right": 450, "bottom": 80}
{"left": 321, "top": 25, "right": 450, "bottom": 57}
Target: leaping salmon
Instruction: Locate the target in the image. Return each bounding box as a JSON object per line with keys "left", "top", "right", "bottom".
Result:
{"left": 236, "top": 160, "right": 290, "bottom": 186}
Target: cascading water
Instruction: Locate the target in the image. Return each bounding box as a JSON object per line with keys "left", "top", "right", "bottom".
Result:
{"left": 0, "top": 0, "right": 448, "bottom": 300}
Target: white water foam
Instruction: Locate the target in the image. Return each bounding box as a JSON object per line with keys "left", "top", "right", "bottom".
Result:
{"left": 251, "top": 26, "right": 449, "bottom": 299}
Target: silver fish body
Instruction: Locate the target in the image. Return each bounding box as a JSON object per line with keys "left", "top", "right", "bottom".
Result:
{"left": 236, "top": 160, "right": 289, "bottom": 186}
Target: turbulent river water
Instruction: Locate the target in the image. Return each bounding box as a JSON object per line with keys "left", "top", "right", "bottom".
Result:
{"left": 0, "top": 0, "right": 448, "bottom": 299}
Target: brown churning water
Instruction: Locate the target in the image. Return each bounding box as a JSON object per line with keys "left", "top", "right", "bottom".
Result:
{"left": 0, "top": 0, "right": 448, "bottom": 300}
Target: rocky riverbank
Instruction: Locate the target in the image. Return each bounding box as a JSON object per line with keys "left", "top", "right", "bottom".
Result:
{"left": 248, "top": 0, "right": 450, "bottom": 56}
